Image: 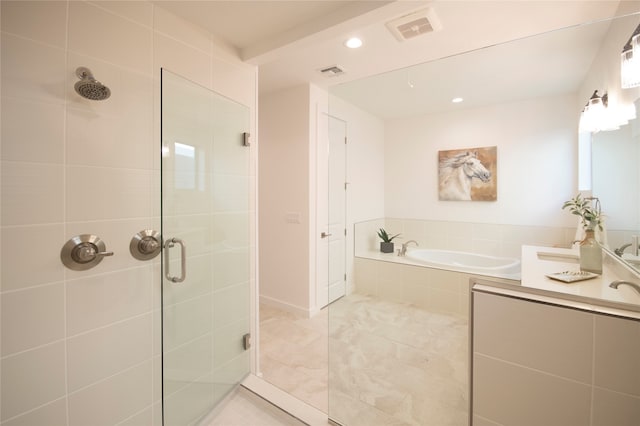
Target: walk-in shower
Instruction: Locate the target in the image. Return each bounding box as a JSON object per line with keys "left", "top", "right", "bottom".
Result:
{"left": 74, "top": 66, "right": 111, "bottom": 101}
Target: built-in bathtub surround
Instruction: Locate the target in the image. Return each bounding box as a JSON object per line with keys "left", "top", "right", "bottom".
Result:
{"left": 353, "top": 218, "right": 567, "bottom": 315}
{"left": 356, "top": 218, "right": 577, "bottom": 260}
{"left": 354, "top": 257, "right": 474, "bottom": 318}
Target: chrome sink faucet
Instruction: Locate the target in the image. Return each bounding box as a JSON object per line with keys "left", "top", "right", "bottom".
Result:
{"left": 398, "top": 240, "right": 418, "bottom": 256}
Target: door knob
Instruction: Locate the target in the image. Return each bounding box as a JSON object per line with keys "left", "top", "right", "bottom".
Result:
{"left": 321, "top": 232, "right": 332, "bottom": 238}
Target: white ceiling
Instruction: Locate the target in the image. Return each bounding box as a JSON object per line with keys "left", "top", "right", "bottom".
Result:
{"left": 155, "top": 1, "right": 632, "bottom": 116}
{"left": 330, "top": 18, "right": 616, "bottom": 118}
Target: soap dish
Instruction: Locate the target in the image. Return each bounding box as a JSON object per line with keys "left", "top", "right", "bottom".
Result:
{"left": 546, "top": 270, "right": 599, "bottom": 283}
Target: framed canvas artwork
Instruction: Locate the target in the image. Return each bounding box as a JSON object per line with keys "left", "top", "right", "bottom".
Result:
{"left": 438, "top": 146, "right": 497, "bottom": 201}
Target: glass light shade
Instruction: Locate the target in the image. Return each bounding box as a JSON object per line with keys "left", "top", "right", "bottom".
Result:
{"left": 580, "top": 93, "right": 607, "bottom": 133}
{"left": 579, "top": 91, "right": 636, "bottom": 133}
{"left": 578, "top": 109, "right": 590, "bottom": 133}
{"left": 621, "top": 36, "right": 640, "bottom": 88}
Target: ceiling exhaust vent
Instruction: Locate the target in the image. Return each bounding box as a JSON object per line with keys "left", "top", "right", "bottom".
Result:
{"left": 318, "top": 65, "right": 345, "bottom": 77}
{"left": 386, "top": 8, "right": 442, "bottom": 42}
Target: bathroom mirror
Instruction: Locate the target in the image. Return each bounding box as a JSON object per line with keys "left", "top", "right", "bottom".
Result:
{"left": 328, "top": 11, "right": 640, "bottom": 425}
{"left": 331, "top": 11, "right": 640, "bottom": 267}
{"left": 592, "top": 98, "right": 640, "bottom": 270}
{"left": 585, "top": 12, "right": 640, "bottom": 273}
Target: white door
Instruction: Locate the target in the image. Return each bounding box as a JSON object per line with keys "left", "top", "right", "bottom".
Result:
{"left": 317, "top": 115, "right": 347, "bottom": 308}
{"left": 327, "top": 117, "right": 347, "bottom": 304}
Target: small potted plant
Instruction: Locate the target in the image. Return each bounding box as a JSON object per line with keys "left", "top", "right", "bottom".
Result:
{"left": 377, "top": 228, "right": 400, "bottom": 253}
{"left": 562, "top": 193, "right": 603, "bottom": 273}
{"left": 562, "top": 193, "right": 603, "bottom": 232}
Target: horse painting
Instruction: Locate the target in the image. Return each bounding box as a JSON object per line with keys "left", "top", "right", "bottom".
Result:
{"left": 438, "top": 148, "right": 496, "bottom": 201}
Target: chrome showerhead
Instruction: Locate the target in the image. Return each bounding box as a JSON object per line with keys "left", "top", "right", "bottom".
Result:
{"left": 74, "top": 67, "right": 111, "bottom": 101}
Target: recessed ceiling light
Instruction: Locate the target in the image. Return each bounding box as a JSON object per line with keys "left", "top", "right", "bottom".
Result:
{"left": 344, "top": 37, "right": 363, "bottom": 49}
{"left": 452, "top": 97, "right": 464, "bottom": 103}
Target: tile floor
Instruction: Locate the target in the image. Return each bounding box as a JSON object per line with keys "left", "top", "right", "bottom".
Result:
{"left": 329, "top": 294, "right": 469, "bottom": 426}
{"left": 259, "top": 294, "right": 469, "bottom": 426}
{"left": 259, "top": 303, "right": 329, "bottom": 412}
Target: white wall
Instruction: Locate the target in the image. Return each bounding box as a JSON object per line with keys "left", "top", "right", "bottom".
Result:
{"left": 259, "top": 88, "right": 382, "bottom": 310}
{"left": 384, "top": 94, "right": 579, "bottom": 228}
{"left": 0, "top": 2, "right": 257, "bottom": 425}
{"left": 329, "top": 95, "right": 385, "bottom": 293}
{"left": 258, "top": 85, "right": 312, "bottom": 314}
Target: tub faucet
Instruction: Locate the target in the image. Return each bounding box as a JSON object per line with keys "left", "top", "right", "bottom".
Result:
{"left": 398, "top": 240, "right": 418, "bottom": 256}
{"left": 614, "top": 243, "right": 632, "bottom": 256}
{"left": 614, "top": 235, "right": 639, "bottom": 257}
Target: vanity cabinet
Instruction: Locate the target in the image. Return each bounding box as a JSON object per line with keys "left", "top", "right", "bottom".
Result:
{"left": 471, "top": 289, "right": 640, "bottom": 426}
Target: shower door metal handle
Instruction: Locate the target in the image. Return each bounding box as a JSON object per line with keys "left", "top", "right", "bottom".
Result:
{"left": 164, "top": 238, "right": 186, "bottom": 283}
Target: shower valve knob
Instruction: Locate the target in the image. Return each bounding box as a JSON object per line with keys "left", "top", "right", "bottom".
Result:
{"left": 73, "top": 243, "right": 113, "bottom": 262}
{"left": 130, "top": 230, "right": 162, "bottom": 261}
{"left": 139, "top": 238, "right": 159, "bottom": 254}
{"left": 61, "top": 235, "right": 113, "bottom": 271}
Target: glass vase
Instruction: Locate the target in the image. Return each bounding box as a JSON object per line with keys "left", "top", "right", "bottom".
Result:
{"left": 580, "top": 229, "right": 602, "bottom": 274}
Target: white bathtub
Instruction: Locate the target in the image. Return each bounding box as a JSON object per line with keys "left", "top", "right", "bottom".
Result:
{"left": 405, "top": 249, "right": 521, "bottom": 279}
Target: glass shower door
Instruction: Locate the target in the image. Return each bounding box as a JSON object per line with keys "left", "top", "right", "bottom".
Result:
{"left": 161, "top": 69, "right": 251, "bottom": 425}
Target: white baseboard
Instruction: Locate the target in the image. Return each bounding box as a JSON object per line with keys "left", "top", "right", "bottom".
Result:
{"left": 259, "top": 294, "right": 319, "bottom": 318}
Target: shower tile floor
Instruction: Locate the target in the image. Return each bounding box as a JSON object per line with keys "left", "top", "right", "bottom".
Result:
{"left": 259, "top": 294, "right": 469, "bottom": 426}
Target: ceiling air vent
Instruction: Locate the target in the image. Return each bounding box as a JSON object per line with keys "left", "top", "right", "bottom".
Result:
{"left": 386, "top": 8, "right": 442, "bottom": 42}
{"left": 318, "top": 65, "right": 345, "bottom": 77}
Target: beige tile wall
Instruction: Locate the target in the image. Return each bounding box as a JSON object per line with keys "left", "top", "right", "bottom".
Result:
{"left": 0, "top": 1, "right": 257, "bottom": 425}
{"left": 355, "top": 218, "right": 577, "bottom": 259}
{"left": 353, "top": 257, "right": 473, "bottom": 319}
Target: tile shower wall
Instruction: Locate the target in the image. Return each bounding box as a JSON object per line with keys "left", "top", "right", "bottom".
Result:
{"left": 0, "top": 2, "right": 257, "bottom": 425}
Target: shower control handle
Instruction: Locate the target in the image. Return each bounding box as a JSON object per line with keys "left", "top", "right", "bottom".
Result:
{"left": 61, "top": 234, "right": 113, "bottom": 271}
{"left": 140, "top": 238, "right": 159, "bottom": 253}
{"left": 130, "top": 230, "right": 162, "bottom": 261}
{"left": 164, "top": 238, "right": 186, "bottom": 283}
{"left": 74, "top": 244, "right": 114, "bottom": 262}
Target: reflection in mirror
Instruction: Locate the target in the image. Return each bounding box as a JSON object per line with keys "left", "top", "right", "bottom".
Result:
{"left": 328, "top": 10, "right": 640, "bottom": 426}
{"left": 593, "top": 97, "right": 640, "bottom": 269}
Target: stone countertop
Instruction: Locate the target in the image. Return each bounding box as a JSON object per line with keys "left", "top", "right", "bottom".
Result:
{"left": 473, "top": 245, "right": 640, "bottom": 320}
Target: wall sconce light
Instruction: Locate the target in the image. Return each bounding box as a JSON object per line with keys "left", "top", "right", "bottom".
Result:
{"left": 580, "top": 90, "right": 608, "bottom": 133}
{"left": 579, "top": 89, "right": 637, "bottom": 133}
{"left": 621, "top": 23, "right": 640, "bottom": 89}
